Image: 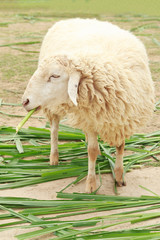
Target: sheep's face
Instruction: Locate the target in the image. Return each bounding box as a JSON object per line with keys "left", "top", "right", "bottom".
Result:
{"left": 22, "top": 57, "right": 80, "bottom": 112}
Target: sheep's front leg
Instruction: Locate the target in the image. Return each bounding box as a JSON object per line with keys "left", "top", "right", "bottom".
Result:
{"left": 114, "top": 141, "right": 126, "bottom": 186}
{"left": 85, "top": 132, "right": 100, "bottom": 193}
{"left": 50, "top": 116, "right": 60, "bottom": 165}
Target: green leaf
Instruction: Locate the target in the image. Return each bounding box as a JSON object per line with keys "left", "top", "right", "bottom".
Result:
{"left": 16, "top": 224, "right": 72, "bottom": 240}
{"left": 15, "top": 139, "right": 24, "bottom": 153}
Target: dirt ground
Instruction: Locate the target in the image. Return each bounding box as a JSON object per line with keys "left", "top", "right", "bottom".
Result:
{"left": 0, "top": 11, "right": 160, "bottom": 240}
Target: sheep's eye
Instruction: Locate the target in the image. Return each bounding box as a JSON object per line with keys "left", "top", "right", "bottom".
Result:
{"left": 48, "top": 74, "right": 60, "bottom": 81}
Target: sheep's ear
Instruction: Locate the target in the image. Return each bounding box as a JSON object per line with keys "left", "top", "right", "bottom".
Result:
{"left": 68, "top": 71, "right": 81, "bottom": 106}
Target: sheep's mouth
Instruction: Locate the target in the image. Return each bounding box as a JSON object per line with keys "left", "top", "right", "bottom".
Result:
{"left": 27, "top": 106, "right": 41, "bottom": 113}
{"left": 36, "top": 106, "right": 41, "bottom": 111}
{"left": 33, "top": 106, "right": 41, "bottom": 113}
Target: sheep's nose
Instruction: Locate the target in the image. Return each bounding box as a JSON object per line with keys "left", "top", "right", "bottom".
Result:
{"left": 22, "top": 98, "right": 29, "bottom": 107}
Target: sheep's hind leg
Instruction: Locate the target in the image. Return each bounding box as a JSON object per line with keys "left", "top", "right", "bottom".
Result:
{"left": 50, "top": 115, "right": 60, "bottom": 165}
{"left": 114, "top": 141, "right": 126, "bottom": 186}
{"left": 85, "top": 132, "right": 100, "bottom": 193}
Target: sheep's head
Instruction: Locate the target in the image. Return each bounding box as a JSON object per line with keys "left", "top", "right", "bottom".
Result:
{"left": 22, "top": 56, "right": 81, "bottom": 112}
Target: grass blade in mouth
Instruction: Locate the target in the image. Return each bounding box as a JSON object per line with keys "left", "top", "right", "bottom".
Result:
{"left": 16, "top": 108, "right": 37, "bottom": 133}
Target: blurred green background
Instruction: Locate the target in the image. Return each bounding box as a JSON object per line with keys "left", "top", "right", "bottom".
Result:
{"left": 1, "top": 0, "right": 160, "bottom": 16}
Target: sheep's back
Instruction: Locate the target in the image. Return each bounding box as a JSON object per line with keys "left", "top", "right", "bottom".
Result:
{"left": 39, "top": 18, "right": 146, "bottom": 62}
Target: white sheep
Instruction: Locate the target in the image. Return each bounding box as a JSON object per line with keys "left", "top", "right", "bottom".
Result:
{"left": 22, "top": 18, "right": 155, "bottom": 193}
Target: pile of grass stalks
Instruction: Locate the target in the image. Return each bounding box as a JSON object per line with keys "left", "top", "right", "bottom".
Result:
{"left": 0, "top": 124, "right": 160, "bottom": 190}
{"left": 0, "top": 193, "right": 160, "bottom": 239}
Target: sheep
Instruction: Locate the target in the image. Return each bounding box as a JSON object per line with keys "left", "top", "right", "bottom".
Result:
{"left": 22, "top": 18, "right": 155, "bottom": 193}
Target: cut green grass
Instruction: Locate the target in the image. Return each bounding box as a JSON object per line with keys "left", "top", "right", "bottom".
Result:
{"left": 0, "top": 124, "right": 160, "bottom": 190}
{"left": 0, "top": 41, "right": 41, "bottom": 48}
{"left": 0, "top": 193, "right": 160, "bottom": 240}
{"left": 16, "top": 108, "right": 37, "bottom": 133}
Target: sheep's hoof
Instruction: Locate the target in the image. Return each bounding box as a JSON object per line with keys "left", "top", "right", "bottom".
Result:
{"left": 116, "top": 180, "right": 126, "bottom": 187}
{"left": 50, "top": 152, "right": 59, "bottom": 166}
{"left": 114, "top": 167, "right": 126, "bottom": 187}
{"left": 85, "top": 175, "right": 97, "bottom": 193}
